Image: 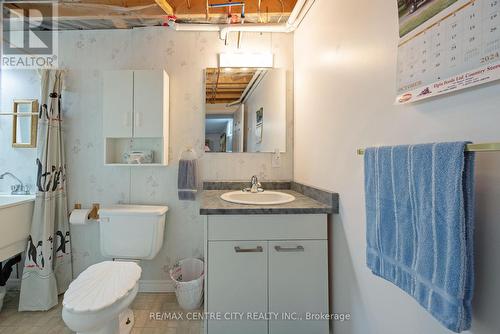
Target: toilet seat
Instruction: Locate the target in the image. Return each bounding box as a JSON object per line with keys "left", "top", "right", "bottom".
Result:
{"left": 63, "top": 261, "right": 141, "bottom": 313}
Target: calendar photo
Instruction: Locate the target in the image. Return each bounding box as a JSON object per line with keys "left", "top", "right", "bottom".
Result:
{"left": 398, "top": 0, "right": 459, "bottom": 37}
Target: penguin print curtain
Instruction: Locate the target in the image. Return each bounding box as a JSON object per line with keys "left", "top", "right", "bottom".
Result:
{"left": 18, "top": 70, "right": 73, "bottom": 311}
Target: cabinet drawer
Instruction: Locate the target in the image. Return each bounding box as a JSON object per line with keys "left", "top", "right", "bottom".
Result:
{"left": 207, "top": 214, "right": 327, "bottom": 241}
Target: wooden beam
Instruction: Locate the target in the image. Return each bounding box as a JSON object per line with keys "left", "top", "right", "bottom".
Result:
{"left": 66, "top": 0, "right": 155, "bottom": 6}
{"left": 154, "top": 0, "right": 174, "bottom": 15}
{"left": 206, "top": 100, "right": 240, "bottom": 104}
{"left": 206, "top": 83, "right": 248, "bottom": 88}
{"left": 4, "top": 1, "right": 291, "bottom": 29}
{"left": 206, "top": 76, "right": 255, "bottom": 83}
{"left": 215, "top": 83, "right": 247, "bottom": 87}
{"left": 169, "top": 0, "right": 297, "bottom": 15}
{"left": 206, "top": 89, "right": 246, "bottom": 93}
{"left": 211, "top": 92, "right": 243, "bottom": 96}
{"left": 4, "top": 1, "right": 295, "bottom": 21}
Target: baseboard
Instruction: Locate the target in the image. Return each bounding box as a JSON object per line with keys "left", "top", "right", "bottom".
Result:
{"left": 138, "top": 279, "right": 175, "bottom": 293}
{"left": 7, "top": 279, "right": 175, "bottom": 293}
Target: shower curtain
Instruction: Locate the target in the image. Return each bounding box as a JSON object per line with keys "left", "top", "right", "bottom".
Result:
{"left": 18, "top": 70, "right": 73, "bottom": 311}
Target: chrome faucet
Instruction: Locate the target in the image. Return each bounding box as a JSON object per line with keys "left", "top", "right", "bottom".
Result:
{"left": 243, "top": 175, "right": 263, "bottom": 193}
{"left": 0, "top": 172, "right": 31, "bottom": 195}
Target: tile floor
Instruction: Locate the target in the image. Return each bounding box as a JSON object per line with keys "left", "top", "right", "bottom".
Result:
{"left": 0, "top": 290, "right": 203, "bottom": 334}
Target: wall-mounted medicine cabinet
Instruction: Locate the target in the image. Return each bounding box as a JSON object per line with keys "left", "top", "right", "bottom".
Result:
{"left": 102, "top": 69, "right": 169, "bottom": 166}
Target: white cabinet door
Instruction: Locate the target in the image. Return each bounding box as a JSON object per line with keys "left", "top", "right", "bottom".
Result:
{"left": 269, "top": 240, "right": 329, "bottom": 334}
{"left": 208, "top": 241, "right": 268, "bottom": 334}
{"left": 133, "top": 70, "right": 166, "bottom": 138}
{"left": 103, "top": 70, "right": 133, "bottom": 138}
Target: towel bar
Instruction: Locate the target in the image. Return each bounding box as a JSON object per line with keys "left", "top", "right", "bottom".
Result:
{"left": 357, "top": 142, "right": 500, "bottom": 155}
{"left": 0, "top": 112, "right": 38, "bottom": 116}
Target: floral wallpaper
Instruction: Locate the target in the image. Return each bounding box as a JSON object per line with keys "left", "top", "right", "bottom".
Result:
{"left": 49, "top": 27, "right": 294, "bottom": 282}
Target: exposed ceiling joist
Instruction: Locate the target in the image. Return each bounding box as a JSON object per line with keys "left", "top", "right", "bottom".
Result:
{"left": 2, "top": 0, "right": 301, "bottom": 30}
{"left": 171, "top": 0, "right": 294, "bottom": 15}
{"left": 63, "top": 0, "right": 155, "bottom": 6}
{"left": 154, "top": 0, "right": 174, "bottom": 15}
{"left": 205, "top": 67, "right": 258, "bottom": 104}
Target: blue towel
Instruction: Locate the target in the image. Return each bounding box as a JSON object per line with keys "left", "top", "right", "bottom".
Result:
{"left": 178, "top": 159, "right": 198, "bottom": 201}
{"left": 364, "top": 142, "right": 475, "bottom": 333}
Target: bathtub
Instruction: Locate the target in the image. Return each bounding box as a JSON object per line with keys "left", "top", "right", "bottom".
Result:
{"left": 0, "top": 194, "right": 35, "bottom": 262}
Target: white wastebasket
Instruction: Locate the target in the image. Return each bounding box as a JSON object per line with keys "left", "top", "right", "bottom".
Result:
{"left": 169, "top": 258, "right": 204, "bottom": 310}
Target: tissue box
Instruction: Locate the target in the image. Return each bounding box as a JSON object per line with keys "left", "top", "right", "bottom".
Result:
{"left": 123, "top": 150, "right": 154, "bottom": 164}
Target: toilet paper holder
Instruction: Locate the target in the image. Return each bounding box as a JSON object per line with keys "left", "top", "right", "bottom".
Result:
{"left": 73, "top": 203, "right": 100, "bottom": 220}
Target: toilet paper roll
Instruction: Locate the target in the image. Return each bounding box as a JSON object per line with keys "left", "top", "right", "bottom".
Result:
{"left": 69, "top": 208, "right": 91, "bottom": 225}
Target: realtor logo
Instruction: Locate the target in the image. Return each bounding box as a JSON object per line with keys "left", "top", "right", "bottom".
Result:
{"left": 1, "top": 1, "right": 58, "bottom": 69}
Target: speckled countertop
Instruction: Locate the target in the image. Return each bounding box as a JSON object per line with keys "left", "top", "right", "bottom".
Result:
{"left": 200, "top": 189, "right": 334, "bottom": 215}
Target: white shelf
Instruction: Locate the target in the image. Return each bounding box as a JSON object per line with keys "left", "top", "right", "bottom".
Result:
{"left": 104, "top": 137, "right": 167, "bottom": 166}
{"left": 104, "top": 163, "right": 165, "bottom": 167}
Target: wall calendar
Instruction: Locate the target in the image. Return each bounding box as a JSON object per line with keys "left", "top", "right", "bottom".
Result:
{"left": 396, "top": 0, "right": 500, "bottom": 103}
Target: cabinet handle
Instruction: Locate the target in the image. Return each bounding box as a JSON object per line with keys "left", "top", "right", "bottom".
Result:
{"left": 234, "top": 246, "right": 263, "bottom": 253}
{"left": 274, "top": 245, "right": 304, "bottom": 252}
{"left": 124, "top": 112, "right": 131, "bottom": 127}
{"left": 135, "top": 111, "right": 142, "bottom": 127}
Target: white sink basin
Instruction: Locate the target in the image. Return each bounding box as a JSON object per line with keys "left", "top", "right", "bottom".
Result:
{"left": 220, "top": 191, "right": 296, "bottom": 205}
{"left": 0, "top": 194, "right": 35, "bottom": 262}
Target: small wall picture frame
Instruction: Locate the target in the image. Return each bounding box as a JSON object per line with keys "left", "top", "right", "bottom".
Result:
{"left": 255, "top": 107, "right": 263, "bottom": 144}
{"left": 256, "top": 107, "right": 263, "bottom": 125}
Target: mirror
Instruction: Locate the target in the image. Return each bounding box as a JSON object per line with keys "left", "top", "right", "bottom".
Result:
{"left": 204, "top": 68, "right": 286, "bottom": 153}
{"left": 12, "top": 99, "right": 38, "bottom": 148}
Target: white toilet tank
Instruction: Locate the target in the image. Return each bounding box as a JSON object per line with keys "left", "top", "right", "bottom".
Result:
{"left": 98, "top": 205, "right": 168, "bottom": 260}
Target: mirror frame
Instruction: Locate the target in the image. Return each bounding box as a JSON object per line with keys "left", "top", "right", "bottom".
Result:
{"left": 12, "top": 99, "right": 38, "bottom": 148}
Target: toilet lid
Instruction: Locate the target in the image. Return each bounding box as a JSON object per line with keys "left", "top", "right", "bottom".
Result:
{"left": 63, "top": 261, "right": 141, "bottom": 313}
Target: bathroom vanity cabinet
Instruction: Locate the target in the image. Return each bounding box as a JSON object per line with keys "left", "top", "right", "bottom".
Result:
{"left": 102, "top": 69, "right": 169, "bottom": 166}
{"left": 204, "top": 214, "right": 329, "bottom": 334}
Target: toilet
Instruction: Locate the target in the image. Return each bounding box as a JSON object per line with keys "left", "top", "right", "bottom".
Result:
{"left": 62, "top": 204, "right": 168, "bottom": 334}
